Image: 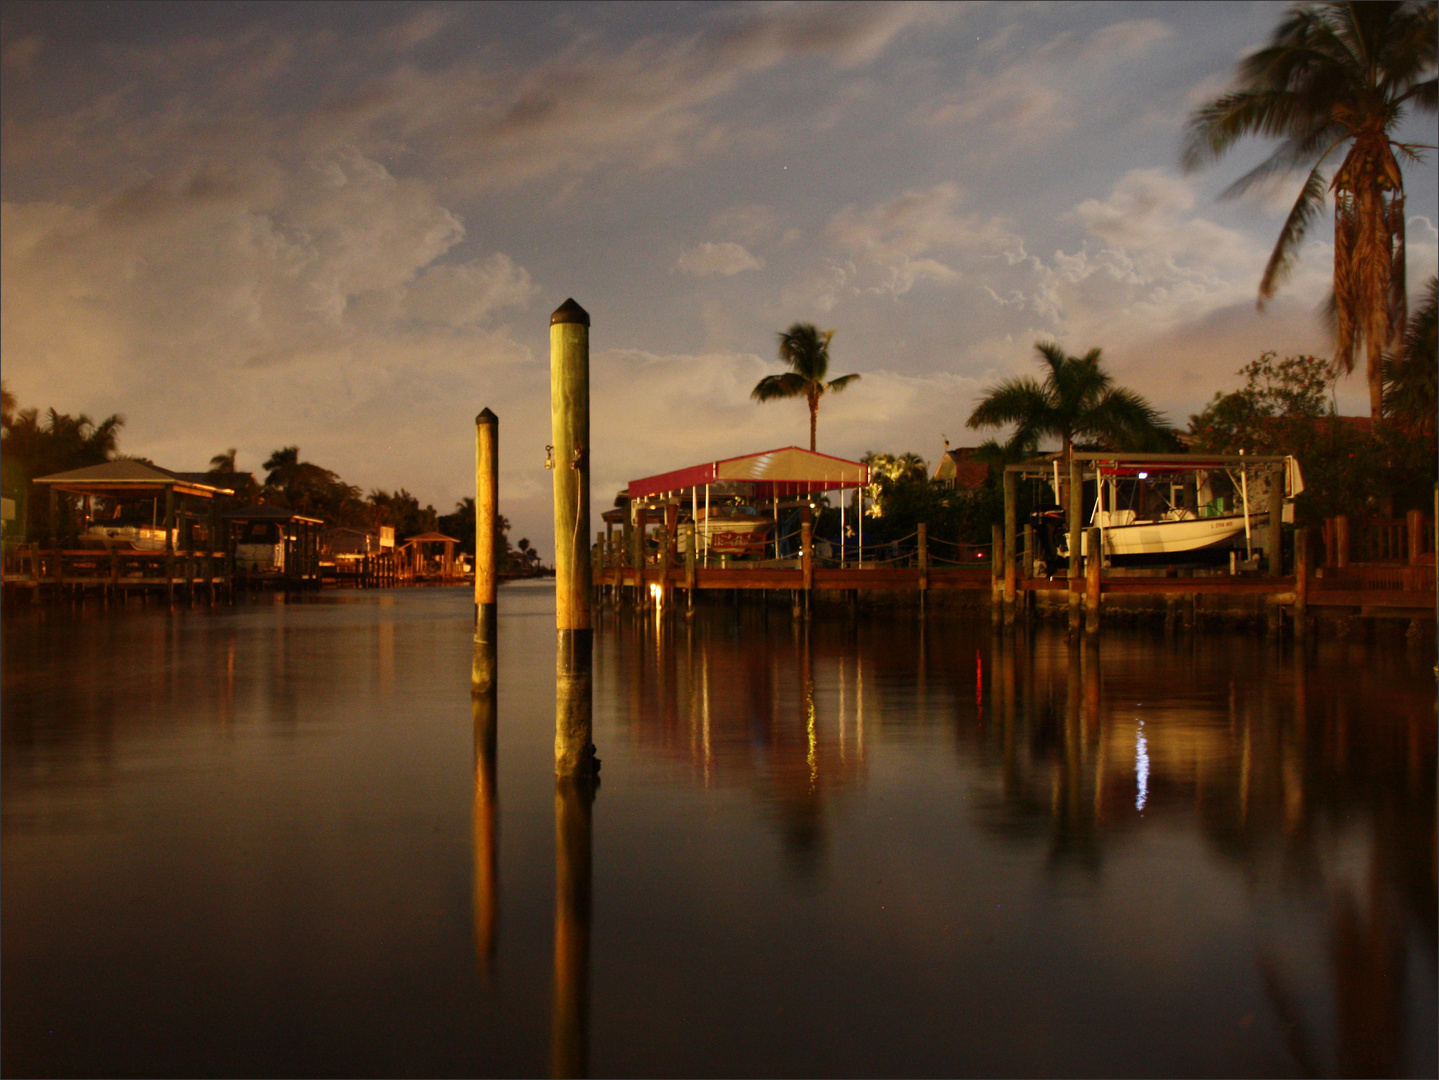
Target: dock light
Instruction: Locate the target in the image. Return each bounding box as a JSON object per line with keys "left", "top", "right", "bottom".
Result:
{"left": 1137, "top": 471, "right": 1148, "bottom": 479}
{"left": 649, "top": 583, "right": 664, "bottom": 606}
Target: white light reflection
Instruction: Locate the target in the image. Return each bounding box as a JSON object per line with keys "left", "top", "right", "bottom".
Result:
{"left": 1135, "top": 719, "right": 1149, "bottom": 813}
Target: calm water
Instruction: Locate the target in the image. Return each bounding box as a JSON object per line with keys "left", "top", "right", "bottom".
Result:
{"left": 2, "top": 584, "right": 1434, "bottom": 1078}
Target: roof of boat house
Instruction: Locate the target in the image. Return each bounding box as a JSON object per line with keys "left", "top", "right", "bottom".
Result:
{"left": 402, "top": 531, "right": 461, "bottom": 545}
{"left": 224, "top": 504, "right": 324, "bottom": 525}
{"left": 627, "top": 447, "right": 869, "bottom": 500}
{"left": 31, "top": 460, "right": 233, "bottom": 498}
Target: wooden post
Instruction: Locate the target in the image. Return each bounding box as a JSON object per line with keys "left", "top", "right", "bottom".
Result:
{"left": 1293, "top": 525, "right": 1309, "bottom": 637}
{"left": 1067, "top": 457, "right": 1083, "bottom": 635}
{"left": 1085, "top": 526, "right": 1101, "bottom": 636}
{"left": 551, "top": 298, "right": 594, "bottom": 777}
{"left": 1406, "top": 508, "right": 1424, "bottom": 582}
{"left": 474, "top": 408, "right": 499, "bottom": 694}
{"left": 684, "top": 521, "right": 696, "bottom": 619}
{"left": 621, "top": 518, "right": 634, "bottom": 604}
{"left": 1002, "top": 469, "right": 1017, "bottom": 623}
{"left": 163, "top": 485, "right": 176, "bottom": 604}
{"left": 990, "top": 523, "right": 1003, "bottom": 626}
{"left": 1335, "top": 514, "right": 1350, "bottom": 569}
{"left": 1267, "top": 462, "right": 1284, "bottom": 577}
{"left": 917, "top": 522, "right": 928, "bottom": 617}
{"left": 801, "top": 506, "right": 813, "bottom": 620}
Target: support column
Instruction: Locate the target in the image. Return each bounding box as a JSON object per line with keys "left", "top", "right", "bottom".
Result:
{"left": 1267, "top": 462, "right": 1284, "bottom": 577}
{"left": 917, "top": 522, "right": 928, "bottom": 618}
{"left": 551, "top": 299, "right": 594, "bottom": 777}
{"left": 1085, "top": 526, "right": 1101, "bottom": 637}
{"left": 1002, "top": 469, "right": 1017, "bottom": 624}
{"left": 474, "top": 408, "right": 499, "bottom": 694}
{"left": 801, "top": 506, "right": 813, "bottom": 621}
{"left": 990, "top": 524, "right": 1003, "bottom": 626}
{"left": 684, "top": 521, "right": 696, "bottom": 619}
{"left": 1067, "top": 457, "right": 1082, "bottom": 635}
{"left": 1335, "top": 514, "right": 1350, "bottom": 569}
{"left": 1293, "top": 525, "right": 1309, "bottom": 639}
{"left": 164, "top": 485, "right": 176, "bottom": 604}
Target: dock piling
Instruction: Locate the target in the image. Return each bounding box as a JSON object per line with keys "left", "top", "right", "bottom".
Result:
{"left": 474, "top": 408, "right": 499, "bottom": 694}
{"left": 550, "top": 298, "right": 595, "bottom": 777}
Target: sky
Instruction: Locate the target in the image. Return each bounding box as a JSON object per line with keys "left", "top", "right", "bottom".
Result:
{"left": 3, "top": 1, "right": 1436, "bottom": 558}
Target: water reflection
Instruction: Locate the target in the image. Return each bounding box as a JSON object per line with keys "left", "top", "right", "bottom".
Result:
{"left": 471, "top": 680, "right": 498, "bottom": 976}
{"left": 598, "top": 608, "right": 1434, "bottom": 1074}
{"left": 550, "top": 774, "right": 594, "bottom": 1079}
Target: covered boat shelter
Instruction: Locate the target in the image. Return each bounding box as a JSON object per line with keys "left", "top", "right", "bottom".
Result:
{"left": 625, "top": 446, "right": 870, "bottom": 567}
{"left": 23, "top": 460, "right": 233, "bottom": 599}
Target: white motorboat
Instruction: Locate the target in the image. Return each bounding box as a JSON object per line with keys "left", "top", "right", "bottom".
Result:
{"left": 688, "top": 505, "right": 775, "bottom": 557}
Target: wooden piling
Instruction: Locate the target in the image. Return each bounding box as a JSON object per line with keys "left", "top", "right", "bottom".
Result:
{"left": 990, "top": 524, "right": 1003, "bottom": 626}
{"left": 1067, "top": 457, "right": 1082, "bottom": 635}
{"left": 917, "top": 522, "right": 928, "bottom": 617}
{"left": 1002, "top": 470, "right": 1017, "bottom": 623}
{"left": 1085, "top": 527, "right": 1101, "bottom": 636}
{"left": 801, "top": 507, "right": 813, "bottom": 620}
{"left": 1335, "top": 514, "right": 1350, "bottom": 569}
{"left": 473, "top": 409, "right": 499, "bottom": 693}
{"left": 551, "top": 298, "right": 594, "bottom": 776}
{"left": 1267, "top": 462, "right": 1284, "bottom": 577}
{"left": 683, "top": 521, "right": 696, "bottom": 618}
{"left": 1293, "top": 525, "right": 1309, "bottom": 638}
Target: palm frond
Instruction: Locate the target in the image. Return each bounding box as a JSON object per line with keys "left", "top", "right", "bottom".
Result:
{"left": 751, "top": 372, "right": 810, "bottom": 402}
{"left": 825, "top": 373, "right": 860, "bottom": 393}
{"left": 1258, "top": 163, "right": 1331, "bottom": 302}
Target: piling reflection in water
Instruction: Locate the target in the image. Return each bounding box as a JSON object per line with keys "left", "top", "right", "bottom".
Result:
{"left": 551, "top": 659, "right": 596, "bottom": 1079}
{"left": 471, "top": 664, "right": 498, "bottom": 976}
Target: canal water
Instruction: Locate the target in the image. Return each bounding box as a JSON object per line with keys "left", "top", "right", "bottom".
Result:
{"left": 2, "top": 583, "right": 1434, "bottom": 1078}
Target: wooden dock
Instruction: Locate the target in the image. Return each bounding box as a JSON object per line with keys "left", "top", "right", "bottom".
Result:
{"left": 593, "top": 510, "right": 1436, "bottom": 632}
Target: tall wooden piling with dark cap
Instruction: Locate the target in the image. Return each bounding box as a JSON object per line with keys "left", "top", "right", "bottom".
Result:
{"left": 551, "top": 298, "right": 595, "bottom": 776}
{"left": 473, "top": 408, "right": 499, "bottom": 694}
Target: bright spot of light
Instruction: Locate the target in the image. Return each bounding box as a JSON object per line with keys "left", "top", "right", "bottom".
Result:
{"left": 1137, "top": 471, "right": 1149, "bottom": 480}
{"left": 1135, "top": 719, "right": 1149, "bottom": 813}
{"left": 649, "top": 583, "right": 664, "bottom": 606}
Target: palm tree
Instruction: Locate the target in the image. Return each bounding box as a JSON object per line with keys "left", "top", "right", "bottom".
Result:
{"left": 1182, "top": 0, "right": 1438, "bottom": 420}
{"left": 209, "top": 448, "right": 237, "bottom": 473}
{"left": 966, "top": 342, "right": 1174, "bottom": 459}
{"left": 751, "top": 323, "right": 861, "bottom": 451}
{"left": 1383, "top": 274, "right": 1437, "bottom": 433}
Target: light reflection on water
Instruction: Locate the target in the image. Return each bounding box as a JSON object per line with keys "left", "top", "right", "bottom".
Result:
{"left": 2, "top": 583, "right": 1434, "bottom": 1077}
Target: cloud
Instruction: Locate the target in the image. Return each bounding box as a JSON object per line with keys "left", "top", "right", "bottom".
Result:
{"left": 676, "top": 241, "right": 764, "bottom": 276}
{"left": 913, "top": 18, "right": 1173, "bottom": 146}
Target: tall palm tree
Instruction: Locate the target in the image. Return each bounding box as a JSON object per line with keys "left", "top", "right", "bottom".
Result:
{"left": 1183, "top": 0, "right": 1438, "bottom": 420}
{"left": 751, "top": 323, "right": 861, "bottom": 451}
{"left": 209, "top": 448, "right": 237, "bottom": 473}
{"left": 966, "top": 342, "right": 1174, "bottom": 459}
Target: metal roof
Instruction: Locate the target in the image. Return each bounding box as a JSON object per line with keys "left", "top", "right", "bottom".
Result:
{"left": 31, "top": 460, "right": 233, "bottom": 497}
{"left": 627, "top": 446, "right": 869, "bottom": 500}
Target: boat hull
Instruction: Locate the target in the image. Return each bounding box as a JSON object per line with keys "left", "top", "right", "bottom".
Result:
{"left": 1086, "top": 513, "right": 1267, "bottom": 557}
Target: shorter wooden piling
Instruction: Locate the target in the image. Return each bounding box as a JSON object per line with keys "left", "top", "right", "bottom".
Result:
{"left": 990, "top": 524, "right": 1003, "bottom": 626}
{"left": 1293, "top": 525, "right": 1309, "bottom": 638}
{"left": 1084, "top": 527, "right": 1101, "bottom": 636}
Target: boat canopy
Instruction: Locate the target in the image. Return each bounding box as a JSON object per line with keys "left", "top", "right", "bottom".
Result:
{"left": 627, "top": 446, "right": 869, "bottom": 500}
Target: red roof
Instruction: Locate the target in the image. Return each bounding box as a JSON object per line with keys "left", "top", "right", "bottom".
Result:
{"left": 628, "top": 446, "right": 869, "bottom": 499}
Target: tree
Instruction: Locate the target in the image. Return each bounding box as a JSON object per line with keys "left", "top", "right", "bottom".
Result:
{"left": 260, "top": 446, "right": 361, "bottom": 522}
{"left": 1182, "top": 0, "right": 1438, "bottom": 420}
{"left": 751, "top": 323, "right": 861, "bottom": 451}
{"left": 209, "top": 448, "right": 237, "bottom": 473}
{"left": 0, "top": 402, "right": 125, "bottom": 542}
{"left": 966, "top": 342, "right": 1176, "bottom": 459}
{"left": 1383, "top": 274, "right": 1437, "bottom": 434}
